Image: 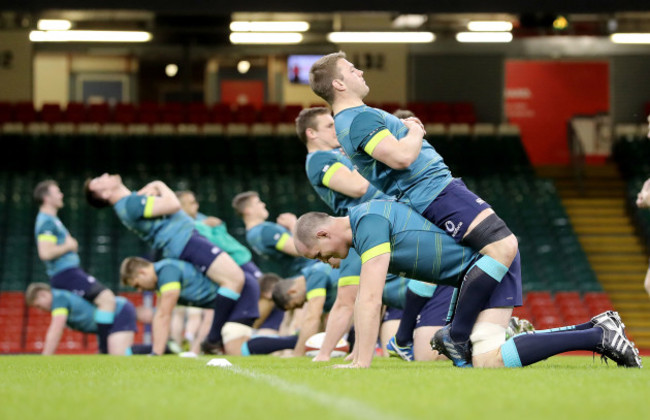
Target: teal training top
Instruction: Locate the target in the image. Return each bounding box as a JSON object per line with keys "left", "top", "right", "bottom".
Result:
{"left": 195, "top": 213, "right": 252, "bottom": 266}
{"left": 34, "top": 212, "right": 80, "bottom": 277}
{"left": 348, "top": 200, "right": 478, "bottom": 287}
{"left": 304, "top": 262, "right": 338, "bottom": 313}
{"left": 154, "top": 259, "right": 219, "bottom": 308}
{"left": 335, "top": 105, "right": 453, "bottom": 213}
{"left": 113, "top": 193, "right": 195, "bottom": 258}
{"left": 305, "top": 148, "right": 390, "bottom": 216}
{"left": 246, "top": 221, "right": 316, "bottom": 279}
{"left": 51, "top": 289, "right": 128, "bottom": 334}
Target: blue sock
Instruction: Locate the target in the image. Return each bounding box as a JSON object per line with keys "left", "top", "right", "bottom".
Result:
{"left": 450, "top": 255, "right": 509, "bottom": 342}
{"left": 242, "top": 335, "right": 299, "bottom": 356}
{"left": 395, "top": 282, "right": 436, "bottom": 346}
{"left": 94, "top": 310, "right": 115, "bottom": 354}
{"left": 501, "top": 328, "right": 603, "bottom": 367}
{"left": 206, "top": 288, "right": 240, "bottom": 344}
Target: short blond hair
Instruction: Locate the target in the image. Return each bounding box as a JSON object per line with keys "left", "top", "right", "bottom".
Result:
{"left": 25, "top": 282, "right": 51, "bottom": 306}
{"left": 120, "top": 256, "right": 152, "bottom": 286}
{"left": 231, "top": 191, "right": 259, "bottom": 217}
{"left": 309, "top": 51, "right": 346, "bottom": 105}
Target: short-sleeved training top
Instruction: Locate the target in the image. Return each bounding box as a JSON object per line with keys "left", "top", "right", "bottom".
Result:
{"left": 304, "top": 262, "right": 338, "bottom": 313}
{"left": 154, "top": 259, "right": 219, "bottom": 308}
{"left": 246, "top": 221, "right": 316, "bottom": 279}
{"left": 113, "top": 193, "right": 195, "bottom": 258}
{"left": 305, "top": 148, "right": 390, "bottom": 216}
{"left": 194, "top": 213, "right": 252, "bottom": 266}
{"left": 348, "top": 200, "right": 478, "bottom": 286}
{"left": 335, "top": 105, "right": 453, "bottom": 213}
{"left": 51, "top": 289, "right": 128, "bottom": 334}
{"left": 35, "top": 212, "right": 80, "bottom": 277}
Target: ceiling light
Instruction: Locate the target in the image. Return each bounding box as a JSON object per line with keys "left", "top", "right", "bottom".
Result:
{"left": 327, "top": 32, "right": 435, "bottom": 43}
{"left": 467, "top": 21, "right": 513, "bottom": 32}
{"left": 37, "top": 19, "right": 72, "bottom": 31}
{"left": 237, "top": 60, "right": 251, "bottom": 74}
{"left": 29, "top": 30, "right": 152, "bottom": 42}
{"left": 165, "top": 64, "right": 178, "bottom": 77}
{"left": 456, "top": 32, "right": 513, "bottom": 43}
{"left": 392, "top": 15, "right": 428, "bottom": 29}
{"left": 229, "top": 32, "right": 303, "bottom": 44}
{"left": 230, "top": 21, "right": 309, "bottom": 32}
{"left": 553, "top": 16, "right": 569, "bottom": 30}
{"left": 610, "top": 33, "right": 650, "bottom": 44}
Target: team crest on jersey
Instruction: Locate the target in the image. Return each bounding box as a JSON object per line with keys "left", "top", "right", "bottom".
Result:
{"left": 322, "top": 165, "right": 330, "bottom": 173}
{"left": 273, "top": 233, "right": 281, "bottom": 241}
{"left": 476, "top": 198, "right": 485, "bottom": 205}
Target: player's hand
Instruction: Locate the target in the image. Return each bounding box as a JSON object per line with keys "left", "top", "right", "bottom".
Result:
{"left": 312, "top": 353, "right": 331, "bottom": 362}
{"left": 64, "top": 235, "right": 79, "bottom": 253}
{"left": 276, "top": 213, "right": 297, "bottom": 231}
{"left": 138, "top": 180, "right": 164, "bottom": 196}
{"left": 203, "top": 216, "right": 222, "bottom": 227}
{"left": 637, "top": 191, "right": 650, "bottom": 208}
{"left": 402, "top": 117, "right": 426, "bottom": 136}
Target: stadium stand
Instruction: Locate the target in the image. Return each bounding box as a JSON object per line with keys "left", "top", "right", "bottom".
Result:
{"left": 0, "top": 100, "right": 646, "bottom": 353}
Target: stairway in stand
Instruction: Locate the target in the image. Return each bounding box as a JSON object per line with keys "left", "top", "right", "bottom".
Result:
{"left": 536, "top": 163, "right": 650, "bottom": 349}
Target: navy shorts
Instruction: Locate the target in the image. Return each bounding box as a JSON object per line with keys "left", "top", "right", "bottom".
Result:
{"left": 179, "top": 230, "right": 223, "bottom": 274}
{"left": 422, "top": 178, "right": 491, "bottom": 243}
{"left": 382, "top": 307, "right": 404, "bottom": 322}
{"left": 227, "top": 266, "right": 261, "bottom": 323}
{"left": 416, "top": 285, "right": 455, "bottom": 328}
{"left": 110, "top": 300, "right": 138, "bottom": 333}
{"left": 50, "top": 267, "right": 107, "bottom": 302}
{"left": 259, "top": 307, "right": 284, "bottom": 331}
{"left": 240, "top": 260, "right": 262, "bottom": 280}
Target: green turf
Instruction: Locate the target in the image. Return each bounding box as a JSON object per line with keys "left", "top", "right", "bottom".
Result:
{"left": 0, "top": 355, "right": 648, "bottom": 420}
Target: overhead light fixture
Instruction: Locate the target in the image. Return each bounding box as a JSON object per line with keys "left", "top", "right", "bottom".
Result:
{"left": 392, "top": 15, "right": 428, "bottom": 29}
{"left": 327, "top": 32, "right": 435, "bottom": 43}
{"left": 467, "top": 21, "right": 513, "bottom": 32}
{"left": 237, "top": 60, "right": 251, "bottom": 74}
{"left": 165, "top": 64, "right": 178, "bottom": 78}
{"left": 230, "top": 21, "right": 309, "bottom": 32}
{"left": 37, "top": 19, "right": 72, "bottom": 31}
{"left": 229, "top": 32, "right": 303, "bottom": 44}
{"left": 553, "top": 16, "right": 569, "bottom": 30}
{"left": 29, "top": 30, "right": 152, "bottom": 43}
{"left": 456, "top": 32, "right": 513, "bottom": 43}
{"left": 610, "top": 33, "right": 650, "bottom": 44}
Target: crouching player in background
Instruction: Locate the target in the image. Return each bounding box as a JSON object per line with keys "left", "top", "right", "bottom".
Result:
{"left": 293, "top": 201, "right": 643, "bottom": 369}
{"left": 120, "top": 257, "right": 298, "bottom": 356}
{"left": 25, "top": 283, "right": 135, "bottom": 355}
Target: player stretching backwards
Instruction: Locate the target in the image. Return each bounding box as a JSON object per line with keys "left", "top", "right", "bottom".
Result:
{"left": 84, "top": 174, "right": 243, "bottom": 353}
{"left": 310, "top": 52, "right": 520, "bottom": 366}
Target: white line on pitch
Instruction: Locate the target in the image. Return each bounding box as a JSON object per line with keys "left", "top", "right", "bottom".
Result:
{"left": 225, "top": 365, "right": 405, "bottom": 420}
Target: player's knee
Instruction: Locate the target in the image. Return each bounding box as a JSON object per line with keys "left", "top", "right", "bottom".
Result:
{"left": 470, "top": 322, "right": 506, "bottom": 367}
{"left": 94, "top": 289, "right": 116, "bottom": 311}
{"left": 463, "top": 214, "right": 517, "bottom": 263}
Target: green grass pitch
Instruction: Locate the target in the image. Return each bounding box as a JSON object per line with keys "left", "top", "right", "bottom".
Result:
{"left": 1, "top": 355, "right": 648, "bottom": 420}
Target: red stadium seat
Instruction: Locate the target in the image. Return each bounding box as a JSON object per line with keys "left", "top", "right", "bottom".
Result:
{"left": 259, "top": 104, "right": 282, "bottom": 124}
{"left": 281, "top": 104, "right": 303, "bottom": 123}
{"left": 233, "top": 104, "right": 258, "bottom": 124}
{"left": 87, "top": 103, "right": 112, "bottom": 124}
{"left": 14, "top": 101, "right": 37, "bottom": 124}
{"left": 210, "top": 103, "right": 234, "bottom": 124}
{"left": 40, "top": 103, "right": 63, "bottom": 124}
{"left": 187, "top": 102, "right": 210, "bottom": 125}
{"left": 0, "top": 101, "right": 13, "bottom": 123}
{"left": 114, "top": 103, "right": 137, "bottom": 124}
{"left": 380, "top": 102, "right": 402, "bottom": 114}
{"left": 137, "top": 101, "right": 160, "bottom": 124}
{"left": 64, "top": 102, "right": 87, "bottom": 124}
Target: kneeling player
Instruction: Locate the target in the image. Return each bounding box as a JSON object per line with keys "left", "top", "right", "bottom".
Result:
{"left": 120, "top": 257, "right": 297, "bottom": 356}
{"left": 25, "top": 283, "right": 135, "bottom": 355}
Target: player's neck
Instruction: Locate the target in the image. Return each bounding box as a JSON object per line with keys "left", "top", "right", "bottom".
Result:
{"left": 244, "top": 216, "right": 264, "bottom": 230}
{"left": 332, "top": 97, "right": 364, "bottom": 116}
{"left": 112, "top": 184, "right": 132, "bottom": 204}
{"left": 39, "top": 204, "right": 57, "bottom": 216}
